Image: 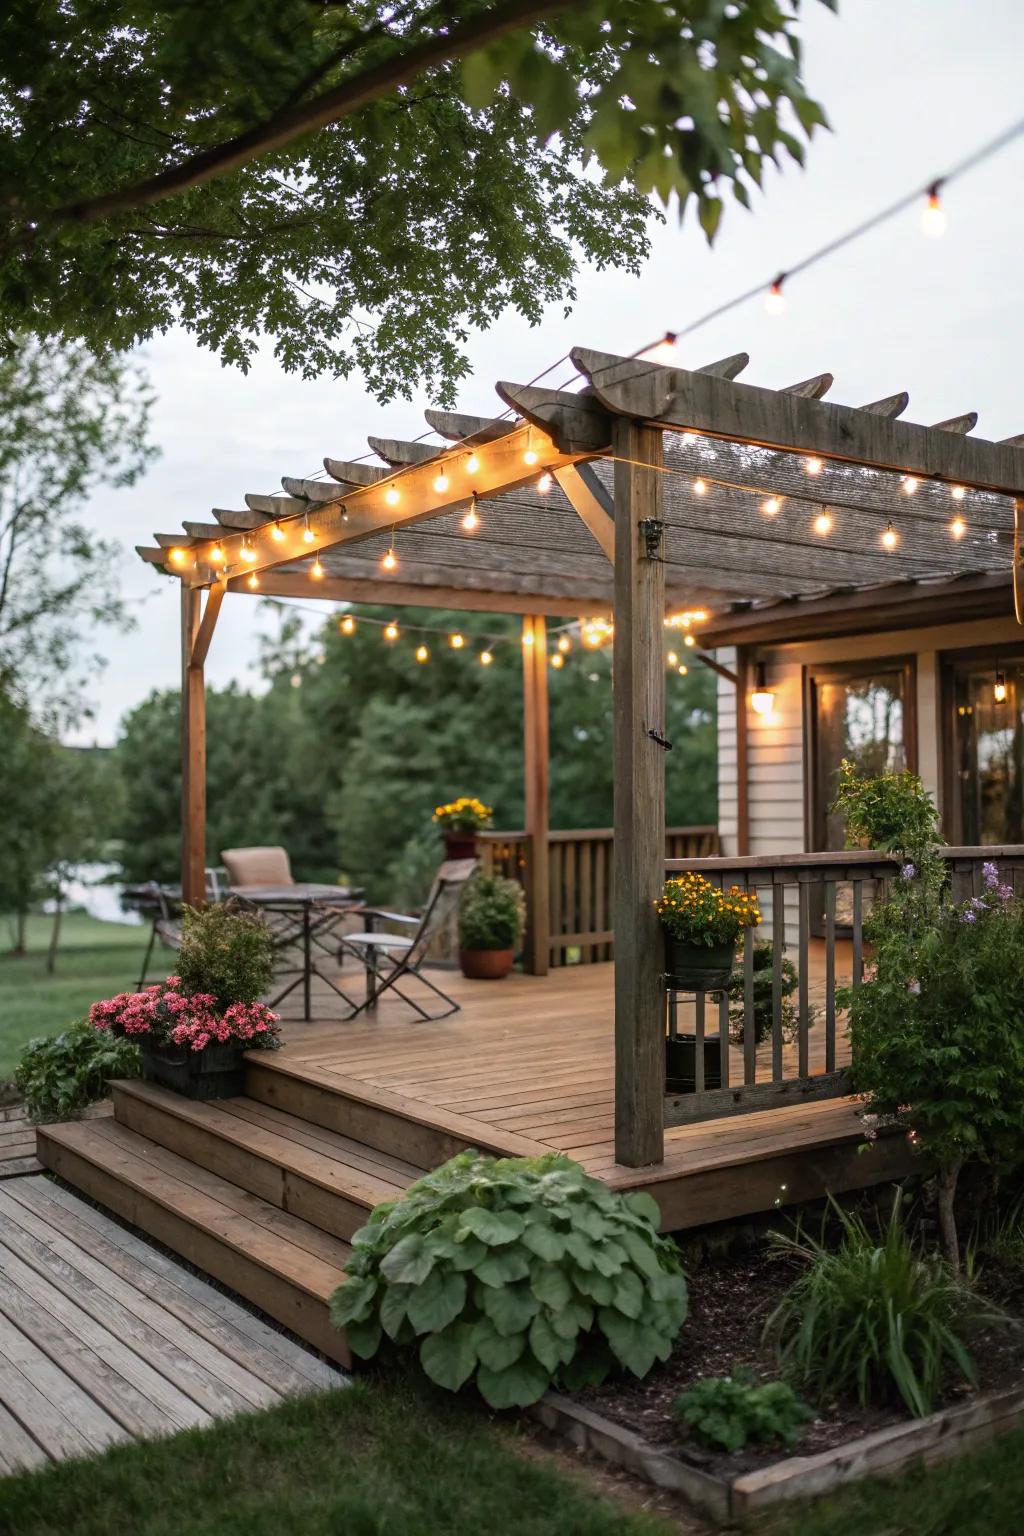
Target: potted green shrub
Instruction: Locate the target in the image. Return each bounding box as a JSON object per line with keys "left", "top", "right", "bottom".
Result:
{"left": 88, "top": 903, "right": 280, "bottom": 1100}
{"left": 726, "top": 941, "right": 807, "bottom": 1044}
{"left": 457, "top": 873, "right": 525, "bottom": 979}
{"left": 432, "top": 796, "right": 493, "bottom": 860}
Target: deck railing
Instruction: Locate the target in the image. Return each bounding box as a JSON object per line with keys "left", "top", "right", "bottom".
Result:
{"left": 481, "top": 825, "right": 719, "bottom": 967}
{"left": 661, "top": 845, "right": 1024, "bottom": 1124}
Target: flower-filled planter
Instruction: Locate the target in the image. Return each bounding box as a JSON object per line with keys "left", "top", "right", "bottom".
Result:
{"left": 432, "top": 796, "right": 493, "bottom": 860}
{"left": 88, "top": 903, "right": 280, "bottom": 1101}
{"left": 457, "top": 873, "right": 525, "bottom": 980}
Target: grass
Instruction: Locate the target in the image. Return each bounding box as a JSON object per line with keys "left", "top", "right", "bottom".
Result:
{"left": 0, "top": 1378, "right": 669, "bottom": 1536}
{"left": 0, "top": 912, "right": 151, "bottom": 1078}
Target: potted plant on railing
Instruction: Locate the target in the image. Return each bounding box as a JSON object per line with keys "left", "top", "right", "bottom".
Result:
{"left": 88, "top": 903, "right": 280, "bottom": 1100}
{"left": 656, "top": 873, "right": 761, "bottom": 1093}
{"left": 457, "top": 873, "right": 525, "bottom": 979}
{"left": 432, "top": 796, "right": 493, "bottom": 861}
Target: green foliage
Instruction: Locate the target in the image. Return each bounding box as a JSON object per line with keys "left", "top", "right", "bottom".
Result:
{"left": 330, "top": 1151, "right": 687, "bottom": 1408}
{"left": 0, "top": 339, "right": 155, "bottom": 729}
{"left": 832, "top": 758, "right": 942, "bottom": 860}
{"left": 175, "top": 902, "right": 275, "bottom": 1008}
{"left": 458, "top": 875, "right": 524, "bottom": 952}
{"left": 672, "top": 1369, "right": 813, "bottom": 1453}
{"left": 765, "top": 1196, "right": 993, "bottom": 1418}
{"left": 727, "top": 941, "right": 807, "bottom": 1044}
{"left": 14, "top": 1018, "right": 141, "bottom": 1122}
{"left": 2, "top": 4, "right": 830, "bottom": 399}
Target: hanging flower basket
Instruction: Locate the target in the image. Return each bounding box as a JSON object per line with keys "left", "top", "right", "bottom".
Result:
{"left": 664, "top": 937, "right": 736, "bottom": 993}
{"left": 655, "top": 874, "right": 761, "bottom": 992}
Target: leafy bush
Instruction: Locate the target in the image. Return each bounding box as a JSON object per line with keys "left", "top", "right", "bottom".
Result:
{"left": 459, "top": 875, "right": 525, "bottom": 952}
{"left": 727, "top": 942, "right": 807, "bottom": 1045}
{"left": 176, "top": 901, "right": 275, "bottom": 1008}
{"left": 15, "top": 1019, "right": 141, "bottom": 1122}
{"left": 832, "top": 757, "right": 942, "bottom": 858}
{"left": 672, "top": 1369, "right": 813, "bottom": 1453}
{"left": 655, "top": 873, "right": 760, "bottom": 947}
{"left": 330, "top": 1151, "right": 687, "bottom": 1409}
{"left": 765, "top": 1195, "right": 994, "bottom": 1417}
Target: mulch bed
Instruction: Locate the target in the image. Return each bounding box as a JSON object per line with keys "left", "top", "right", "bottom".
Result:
{"left": 573, "top": 1228, "right": 1024, "bottom": 1479}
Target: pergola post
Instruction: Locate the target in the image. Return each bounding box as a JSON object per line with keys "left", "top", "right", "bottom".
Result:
{"left": 180, "top": 583, "right": 207, "bottom": 907}
{"left": 521, "top": 613, "right": 550, "bottom": 976}
{"left": 612, "top": 421, "right": 666, "bottom": 1168}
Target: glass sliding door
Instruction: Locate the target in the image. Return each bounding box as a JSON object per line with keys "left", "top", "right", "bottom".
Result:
{"left": 807, "top": 659, "right": 916, "bottom": 852}
{"left": 946, "top": 652, "right": 1024, "bottom": 845}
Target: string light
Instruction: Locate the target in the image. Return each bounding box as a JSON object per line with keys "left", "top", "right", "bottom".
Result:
{"left": 805, "top": 457, "right": 823, "bottom": 477}
{"left": 950, "top": 515, "right": 967, "bottom": 540}
{"left": 381, "top": 547, "right": 397, "bottom": 571}
{"left": 523, "top": 433, "right": 539, "bottom": 467}
{"left": 921, "top": 181, "right": 946, "bottom": 237}
{"left": 765, "top": 274, "right": 786, "bottom": 315}
{"left": 247, "top": 572, "right": 259, "bottom": 589}
{"left": 522, "top": 628, "right": 535, "bottom": 647}
{"left": 340, "top": 615, "right": 356, "bottom": 634}
{"left": 951, "top": 485, "right": 967, "bottom": 501}
{"left": 271, "top": 522, "right": 286, "bottom": 543}
{"left": 762, "top": 496, "right": 782, "bottom": 517}
{"left": 684, "top": 633, "right": 696, "bottom": 648}
{"left": 433, "top": 471, "right": 450, "bottom": 494}
{"left": 462, "top": 494, "right": 480, "bottom": 532}
{"left": 466, "top": 452, "right": 480, "bottom": 474}
{"left": 480, "top": 649, "right": 494, "bottom": 666}
{"left": 693, "top": 478, "right": 707, "bottom": 496}
{"left": 416, "top": 644, "right": 429, "bottom": 663}
{"left": 385, "top": 485, "right": 400, "bottom": 507}
{"left": 677, "top": 664, "right": 689, "bottom": 676}
{"left": 537, "top": 472, "right": 553, "bottom": 494}
{"left": 302, "top": 514, "right": 316, "bottom": 544}
{"left": 995, "top": 669, "right": 1008, "bottom": 703}
{"left": 450, "top": 632, "right": 465, "bottom": 649}
{"left": 651, "top": 331, "right": 677, "bottom": 364}
{"left": 667, "top": 650, "right": 679, "bottom": 667}
{"left": 902, "top": 475, "right": 919, "bottom": 495}
{"left": 557, "top": 634, "right": 571, "bottom": 653}
{"left": 241, "top": 537, "right": 257, "bottom": 562}
{"left": 550, "top": 652, "right": 564, "bottom": 669}
{"left": 169, "top": 547, "right": 189, "bottom": 566}
{"left": 210, "top": 543, "right": 225, "bottom": 564}
{"left": 882, "top": 520, "right": 899, "bottom": 550}
{"left": 814, "top": 509, "right": 833, "bottom": 537}
{"left": 384, "top": 621, "right": 399, "bottom": 641}
{"left": 310, "top": 557, "right": 324, "bottom": 580}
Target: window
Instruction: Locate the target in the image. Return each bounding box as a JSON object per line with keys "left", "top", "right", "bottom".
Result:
{"left": 806, "top": 659, "right": 916, "bottom": 852}
{"left": 944, "top": 650, "right": 1024, "bottom": 845}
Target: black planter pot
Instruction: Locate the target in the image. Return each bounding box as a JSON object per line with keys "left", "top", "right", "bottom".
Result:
{"left": 664, "top": 936, "right": 735, "bottom": 993}
{"left": 665, "top": 1034, "right": 723, "bottom": 1095}
{"left": 140, "top": 1040, "right": 246, "bottom": 1101}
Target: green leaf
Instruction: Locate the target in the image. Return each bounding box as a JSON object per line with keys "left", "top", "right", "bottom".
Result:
{"left": 521, "top": 1222, "right": 566, "bottom": 1262}
{"left": 420, "top": 1323, "right": 478, "bottom": 1392}
{"left": 530, "top": 1265, "right": 573, "bottom": 1311}
{"left": 473, "top": 1318, "right": 527, "bottom": 1372}
{"left": 407, "top": 1268, "right": 467, "bottom": 1335}
{"left": 345, "top": 1315, "right": 383, "bottom": 1360}
{"left": 380, "top": 1233, "right": 435, "bottom": 1286}
{"left": 529, "top": 1310, "right": 570, "bottom": 1375}
{"left": 623, "top": 1192, "right": 662, "bottom": 1228}
{"left": 329, "top": 1275, "right": 376, "bottom": 1328}
{"left": 697, "top": 195, "right": 724, "bottom": 243}
{"left": 459, "top": 1208, "right": 526, "bottom": 1247}
{"left": 599, "top": 1308, "right": 660, "bottom": 1378}
{"left": 612, "top": 1268, "right": 645, "bottom": 1320}
{"left": 619, "top": 1230, "right": 662, "bottom": 1279}
{"left": 379, "top": 1282, "right": 412, "bottom": 1341}
{"left": 475, "top": 1247, "right": 532, "bottom": 1287}
{"left": 476, "top": 1354, "right": 550, "bottom": 1409}
{"left": 483, "top": 1282, "right": 539, "bottom": 1338}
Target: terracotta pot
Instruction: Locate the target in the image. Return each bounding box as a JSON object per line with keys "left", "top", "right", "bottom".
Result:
{"left": 442, "top": 830, "right": 478, "bottom": 861}
{"left": 140, "top": 1040, "right": 246, "bottom": 1100}
{"left": 663, "top": 936, "right": 736, "bottom": 993}
{"left": 458, "top": 948, "right": 515, "bottom": 980}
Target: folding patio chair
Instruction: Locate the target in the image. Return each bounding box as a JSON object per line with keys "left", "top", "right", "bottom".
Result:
{"left": 341, "top": 858, "right": 478, "bottom": 1021}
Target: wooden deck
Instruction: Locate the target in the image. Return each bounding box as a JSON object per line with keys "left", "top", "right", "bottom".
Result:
{"left": 0, "top": 1106, "right": 40, "bottom": 1180}
{"left": 0, "top": 1175, "right": 345, "bottom": 1475}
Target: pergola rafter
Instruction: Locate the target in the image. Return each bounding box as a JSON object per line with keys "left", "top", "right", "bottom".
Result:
{"left": 139, "top": 343, "right": 1024, "bottom": 1170}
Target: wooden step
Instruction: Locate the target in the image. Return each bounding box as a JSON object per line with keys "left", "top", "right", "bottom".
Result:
{"left": 112, "top": 1080, "right": 426, "bottom": 1241}
{"left": 36, "top": 1118, "right": 352, "bottom": 1367}
{"left": 245, "top": 1051, "right": 552, "bottom": 1166}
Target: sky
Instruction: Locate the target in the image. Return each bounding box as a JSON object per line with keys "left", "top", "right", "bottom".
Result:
{"left": 70, "top": 0, "right": 1024, "bottom": 745}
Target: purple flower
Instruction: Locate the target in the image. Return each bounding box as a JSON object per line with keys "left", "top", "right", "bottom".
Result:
{"left": 961, "top": 909, "right": 977, "bottom": 924}
{"left": 998, "top": 883, "right": 1015, "bottom": 903}
{"left": 900, "top": 862, "right": 916, "bottom": 881}
{"left": 983, "top": 860, "right": 999, "bottom": 889}
{"left": 970, "top": 896, "right": 987, "bottom": 911}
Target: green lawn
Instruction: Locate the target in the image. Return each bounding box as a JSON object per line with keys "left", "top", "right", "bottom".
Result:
{"left": 0, "top": 1379, "right": 669, "bottom": 1536}
{"left": 0, "top": 912, "right": 153, "bottom": 1078}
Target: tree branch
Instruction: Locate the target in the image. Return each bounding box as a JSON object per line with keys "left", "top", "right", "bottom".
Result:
{"left": 36, "top": 0, "right": 563, "bottom": 227}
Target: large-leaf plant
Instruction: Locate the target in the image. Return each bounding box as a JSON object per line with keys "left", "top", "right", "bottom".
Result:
{"left": 330, "top": 1151, "right": 687, "bottom": 1408}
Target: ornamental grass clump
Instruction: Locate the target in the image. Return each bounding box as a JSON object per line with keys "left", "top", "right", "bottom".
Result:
{"left": 765, "top": 1194, "right": 994, "bottom": 1418}
{"left": 655, "top": 873, "right": 760, "bottom": 948}
{"left": 330, "top": 1151, "right": 687, "bottom": 1410}
{"left": 432, "top": 797, "right": 493, "bottom": 832}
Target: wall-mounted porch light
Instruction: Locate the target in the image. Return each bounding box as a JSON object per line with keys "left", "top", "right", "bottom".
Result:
{"left": 750, "top": 661, "right": 775, "bottom": 717}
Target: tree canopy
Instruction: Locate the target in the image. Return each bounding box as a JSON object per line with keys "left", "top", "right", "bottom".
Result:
{"left": 1, "top": 1, "right": 831, "bottom": 398}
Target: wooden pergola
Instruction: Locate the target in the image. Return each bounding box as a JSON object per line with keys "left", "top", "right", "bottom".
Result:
{"left": 140, "top": 346, "right": 1024, "bottom": 1167}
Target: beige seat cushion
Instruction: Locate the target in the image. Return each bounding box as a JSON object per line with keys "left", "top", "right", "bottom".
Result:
{"left": 221, "top": 846, "right": 294, "bottom": 888}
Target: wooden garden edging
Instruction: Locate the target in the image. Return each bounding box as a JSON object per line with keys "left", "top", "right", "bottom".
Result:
{"left": 531, "top": 1383, "right": 1024, "bottom": 1523}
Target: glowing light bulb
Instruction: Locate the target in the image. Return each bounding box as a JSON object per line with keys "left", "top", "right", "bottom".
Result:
{"left": 210, "top": 543, "right": 225, "bottom": 564}
{"left": 522, "top": 628, "right": 535, "bottom": 647}
{"left": 651, "top": 331, "right": 677, "bottom": 364}
{"left": 995, "top": 670, "right": 1008, "bottom": 703}
{"left": 765, "top": 276, "right": 786, "bottom": 315}
{"left": 385, "top": 485, "right": 400, "bottom": 507}
{"left": 340, "top": 615, "right": 356, "bottom": 634}
{"left": 950, "top": 516, "right": 967, "bottom": 540}
{"left": 384, "top": 621, "right": 399, "bottom": 641}
{"left": 461, "top": 496, "right": 480, "bottom": 532}
{"left": 247, "top": 572, "right": 259, "bottom": 589}
{"left": 557, "top": 634, "right": 571, "bottom": 654}
{"left": 271, "top": 522, "right": 286, "bottom": 542}
{"left": 814, "top": 510, "right": 833, "bottom": 537}
{"left": 303, "top": 523, "right": 316, "bottom": 544}
{"left": 677, "top": 664, "right": 689, "bottom": 676}
{"left": 762, "top": 497, "right": 782, "bottom": 517}
{"left": 902, "top": 475, "right": 919, "bottom": 495}
{"left": 480, "top": 650, "right": 493, "bottom": 666}
{"left": 550, "top": 652, "right": 564, "bottom": 669}
{"left": 806, "top": 457, "right": 823, "bottom": 476}
{"left": 382, "top": 548, "right": 397, "bottom": 572}
{"left": 523, "top": 447, "right": 539, "bottom": 466}
{"left": 466, "top": 453, "right": 480, "bottom": 474}
{"left": 169, "top": 546, "right": 189, "bottom": 566}
{"left": 667, "top": 651, "right": 679, "bottom": 667}
{"left": 433, "top": 472, "right": 449, "bottom": 494}
{"left": 310, "top": 557, "right": 324, "bottom": 580}
{"left": 241, "top": 539, "right": 257, "bottom": 562}
{"left": 693, "top": 478, "right": 707, "bottom": 496}
{"left": 951, "top": 485, "right": 966, "bottom": 501}
{"left": 750, "top": 663, "right": 775, "bottom": 716}
{"left": 921, "top": 184, "right": 946, "bottom": 237}
{"left": 449, "top": 633, "right": 465, "bottom": 650}
{"left": 537, "top": 472, "right": 553, "bottom": 494}
{"left": 882, "top": 521, "right": 899, "bottom": 550}
{"left": 416, "top": 644, "right": 429, "bottom": 663}
{"left": 684, "top": 633, "right": 696, "bottom": 648}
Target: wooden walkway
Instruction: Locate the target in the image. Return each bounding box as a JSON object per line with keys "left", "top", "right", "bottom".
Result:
{"left": 0, "top": 1107, "right": 40, "bottom": 1180}
{"left": 0, "top": 1175, "right": 345, "bottom": 1476}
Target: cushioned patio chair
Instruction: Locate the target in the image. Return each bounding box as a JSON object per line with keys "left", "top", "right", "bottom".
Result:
{"left": 220, "top": 846, "right": 295, "bottom": 889}
{"left": 341, "top": 858, "right": 478, "bottom": 1021}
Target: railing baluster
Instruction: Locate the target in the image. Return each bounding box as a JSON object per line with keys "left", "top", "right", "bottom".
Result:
{"left": 694, "top": 990, "right": 705, "bottom": 1094}
{"left": 825, "top": 878, "right": 837, "bottom": 1073}
{"left": 743, "top": 907, "right": 756, "bottom": 1085}
{"left": 852, "top": 879, "right": 863, "bottom": 991}
{"left": 772, "top": 873, "right": 785, "bottom": 1082}
{"left": 718, "top": 986, "right": 730, "bottom": 1089}
{"left": 798, "top": 875, "right": 810, "bottom": 1079}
